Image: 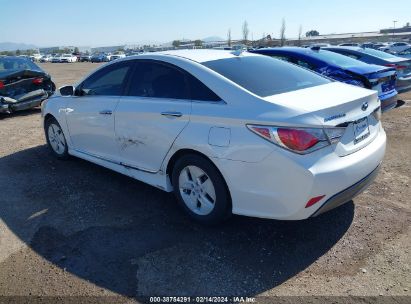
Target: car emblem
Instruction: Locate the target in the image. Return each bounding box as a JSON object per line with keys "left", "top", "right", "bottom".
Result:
{"left": 361, "top": 102, "right": 369, "bottom": 111}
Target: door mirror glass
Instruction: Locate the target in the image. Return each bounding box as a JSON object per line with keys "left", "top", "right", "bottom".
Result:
{"left": 59, "top": 85, "right": 75, "bottom": 96}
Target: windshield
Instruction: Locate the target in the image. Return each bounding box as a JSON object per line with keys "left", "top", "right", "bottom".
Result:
{"left": 0, "top": 57, "right": 42, "bottom": 72}
{"left": 203, "top": 55, "right": 330, "bottom": 97}
{"left": 311, "top": 50, "right": 369, "bottom": 68}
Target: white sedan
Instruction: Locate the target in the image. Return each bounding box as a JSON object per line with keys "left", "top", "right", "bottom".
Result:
{"left": 42, "top": 50, "right": 386, "bottom": 224}
{"left": 60, "top": 54, "right": 77, "bottom": 63}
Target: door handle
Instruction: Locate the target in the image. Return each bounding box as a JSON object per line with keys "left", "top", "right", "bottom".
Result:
{"left": 99, "top": 110, "right": 112, "bottom": 115}
{"left": 161, "top": 111, "right": 183, "bottom": 117}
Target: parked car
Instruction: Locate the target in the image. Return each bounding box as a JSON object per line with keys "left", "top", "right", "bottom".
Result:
{"left": 338, "top": 43, "right": 360, "bottom": 47}
{"left": 324, "top": 46, "right": 411, "bottom": 93}
{"left": 0, "top": 56, "right": 55, "bottom": 113}
{"left": 72, "top": 52, "right": 81, "bottom": 62}
{"left": 29, "top": 53, "right": 42, "bottom": 62}
{"left": 60, "top": 54, "right": 77, "bottom": 63}
{"left": 51, "top": 55, "right": 62, "bottom": 63}
{"left": 396, "top": 47, "right": 411, "bottom": 59}
{"left": 80, "top": 54, "right": 92, "bottom": 62}
{"left": 40, "top": 54, "right": 53, "bottom": 63}
{"left": 379, "top": 42, "right": 410, "bottom": 54}
{"left": 90, "top": 53, "right": 109, "bottom": 63}
{"left": 110, "top": 53, "right": 126, "bottom": 61}
{"left": 42, "top": 50, "right": 385, "bottom": 224}
{"left": 251, "top": 47, "right": 398, "bottom": 112}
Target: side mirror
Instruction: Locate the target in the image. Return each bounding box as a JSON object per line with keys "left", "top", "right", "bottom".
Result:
{"left": 59, "top": 85, "right": 75, "bottom": 96}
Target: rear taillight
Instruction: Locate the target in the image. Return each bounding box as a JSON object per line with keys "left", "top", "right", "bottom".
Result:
{"left": 385, "top": 63, "right": 406, "bottom": 70}
{"left": 247, "top": 125, "right": 346, "bottom": 154}
{"left": 0, "top": 80, "right": 4, "bottom": 90}
{"left": 32, "top": 78, "right": 43, "bottom": 85}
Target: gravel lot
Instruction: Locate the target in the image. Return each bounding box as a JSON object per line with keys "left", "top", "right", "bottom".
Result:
{"left": 0, "top": 62, "right": 410, "bottom": 303}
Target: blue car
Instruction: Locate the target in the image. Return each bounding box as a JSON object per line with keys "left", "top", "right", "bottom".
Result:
{"left": 251, "top": 47, "right": 398, "bottom": 112}
{"left": 323, "top": 46, "right": 411, "bottom": 93}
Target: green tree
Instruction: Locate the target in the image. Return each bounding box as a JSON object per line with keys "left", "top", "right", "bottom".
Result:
{"left": 227, "top": 29, "right": 232, "bottom": 47}
{"left": 15, "top": 49, "right": 21, "bottom": 56}
{"left": 172, "top": 40, "right": 181, "bottom": 48}
{"left": 306, "top": 30, "right": 319, "bottom": 37}
{"left": 74, "top": 47, "right": 79, "bottom": 53}
{"left": 194, "top": 39, "right": 202, "bottom": 47}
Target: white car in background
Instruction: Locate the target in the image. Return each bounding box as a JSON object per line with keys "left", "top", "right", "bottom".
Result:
{"left": 42, "top": 50, "right": 386, "bottom": 224}
{"left": 60, "top": 54, "right": 77, "bottom": 63}
{"left": 40, "top": 54, "right": 53, "bottom": 62}
{"left": 51, "top": 55, "right": 62, "bottom": 63}
{"left": 110, "top": 53, "right": 126, "bottom": 61}
{"left": 379, "top": 42, "right": 410, "bottom": 53}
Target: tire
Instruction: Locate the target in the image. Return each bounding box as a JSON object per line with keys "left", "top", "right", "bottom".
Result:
{"left": 45, "top": 117, "right": 69, "bottom": 160}
{"left": 171, "top": 154, "right": 231, "bottom": 224}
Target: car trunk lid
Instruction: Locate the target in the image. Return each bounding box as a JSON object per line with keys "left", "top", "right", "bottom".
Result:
{"left": 263, "top": 82, "right": 381, "bottom": 156}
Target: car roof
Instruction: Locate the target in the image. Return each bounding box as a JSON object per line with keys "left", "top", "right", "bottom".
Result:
{"left": 156, "top": 49, "right": 259, "bottom": 63}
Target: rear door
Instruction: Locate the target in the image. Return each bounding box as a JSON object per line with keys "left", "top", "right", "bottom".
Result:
{"left": 115, "top": 60, "right": 192, "bottom": 172}
{"left": 65, "top": 61, "right": 133, "bottom": 160}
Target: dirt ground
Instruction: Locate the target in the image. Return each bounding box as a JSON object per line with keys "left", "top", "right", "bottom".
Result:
{"left": 0, "top": 62, "right": 410, "bottom": 303}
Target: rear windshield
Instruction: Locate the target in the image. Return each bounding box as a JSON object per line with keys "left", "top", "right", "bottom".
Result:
{"left": 311, "top": 50, "right": 369, "bottom": 68}
{"left": 361, "top": 48, "right": 399, "bottom": 59}
{"left": 0, "top": 57, "right": 42, "bottom": 72}
{"left": 202, "top": 55, "right": 330, "bottom": 97}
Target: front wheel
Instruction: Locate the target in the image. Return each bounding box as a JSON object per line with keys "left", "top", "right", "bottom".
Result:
{"left": 45, "top": 117, "right": 69, "bottom": 159}
{"left": 172, "top": 155, "right": 231, "bottom": 224}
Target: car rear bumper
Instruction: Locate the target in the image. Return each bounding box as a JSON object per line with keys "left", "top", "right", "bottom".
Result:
{"left": 396, "top": 75, "right": 411, "bottom": 93}
{"left": 380, "top": 94, "right": 398, "bottom": 113}
{"left": 0, "top": 90, "right": 48, "bottom": 112}
{"left": 215, "top": 124, "right": 386, "bottom": 220}
{"left": 311, "top": 164, "right": 380, "bottom": 217}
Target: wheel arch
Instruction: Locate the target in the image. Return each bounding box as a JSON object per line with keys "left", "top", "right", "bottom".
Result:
{"left": 165, "top": 148, "right": 233, "bottom": 210}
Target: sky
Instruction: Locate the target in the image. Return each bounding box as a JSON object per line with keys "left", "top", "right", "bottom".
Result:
{"left": 1, "top": 0, "right": 410, "bottom": 47}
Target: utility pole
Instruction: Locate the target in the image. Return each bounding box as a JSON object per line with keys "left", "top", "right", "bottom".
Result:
{"left": 393, "top": 20, "right": 398, "bottom": 39}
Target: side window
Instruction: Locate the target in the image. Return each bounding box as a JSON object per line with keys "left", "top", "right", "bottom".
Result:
{"left": 340, "top": 52, "right": 361, "bottom": 59}
{"left": 271, "top": 55, "right": 292, "bottom": 62}
{"left": 80, "top": 62, "right": 131, "bottom": 96}
{"left": 295, "top": 59, "right": 316, "bottom": 70}
{"left": 127, "top": 61, "right": 189, "bottom": 99}
{"left": 185, "top": 73, "right": 221, "bottom": 101}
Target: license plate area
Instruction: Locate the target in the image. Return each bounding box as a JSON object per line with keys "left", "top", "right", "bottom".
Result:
{"left": 353, "top": 117, "right": 370, "bottom": 144}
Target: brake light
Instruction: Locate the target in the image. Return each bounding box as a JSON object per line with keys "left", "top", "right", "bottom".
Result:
{"left": 277, "top": 129, "right": 319, "bottom": 151}
{"left": 32, "top": 78, "right": 43, "bottom": 85}
{"left": 247, "top": 125, "right": 346, "bottom": 154}
{"left": 385, "top": 63, "right": 406, "bottom": 70}
{"left": 0, "top": 81, "right": 4, "bottom": 90}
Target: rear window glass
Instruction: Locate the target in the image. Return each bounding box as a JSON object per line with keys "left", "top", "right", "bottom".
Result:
{"left": 202, "top": 55, "right": 330, "bottom": 97}
{"left": 310, "top": 50, "right": 369, "bottom": 68}
{"left": 0, "top": 57, "right": 42, "bottom": 72}
{"left": 361, "top": 48, "right": 399, "bottom": 59}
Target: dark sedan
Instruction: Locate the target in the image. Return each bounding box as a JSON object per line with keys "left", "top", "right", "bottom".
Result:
{"left": 324, "top": 46, "right": 411, "bottom": 93}
{"left": 0, "top": 57, "right": 55, "bottom": 114}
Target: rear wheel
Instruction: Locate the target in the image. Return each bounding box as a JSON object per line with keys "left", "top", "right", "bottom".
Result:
{"left": 45, "top": 117, "right": 69, "bottom": 159}
{"left": 172, "top": 154, "right": 231, "bottom": 224}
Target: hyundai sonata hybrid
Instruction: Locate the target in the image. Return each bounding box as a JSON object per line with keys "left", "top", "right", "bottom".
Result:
{"left": 42, "top": 50, "right": 386, "bottom": 224}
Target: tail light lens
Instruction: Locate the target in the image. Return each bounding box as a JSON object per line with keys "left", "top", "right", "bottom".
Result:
{"left": 247, "top": 125, "right": 346, "bottom": 154}
{"left": 32, "top": 77, "right": 43, "bottom": 85}
{"left": 0, "top": 80, "right": 4, "bottom": 90}
{"left": 384, "top": 63, "right": 407, "bottom": 70}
